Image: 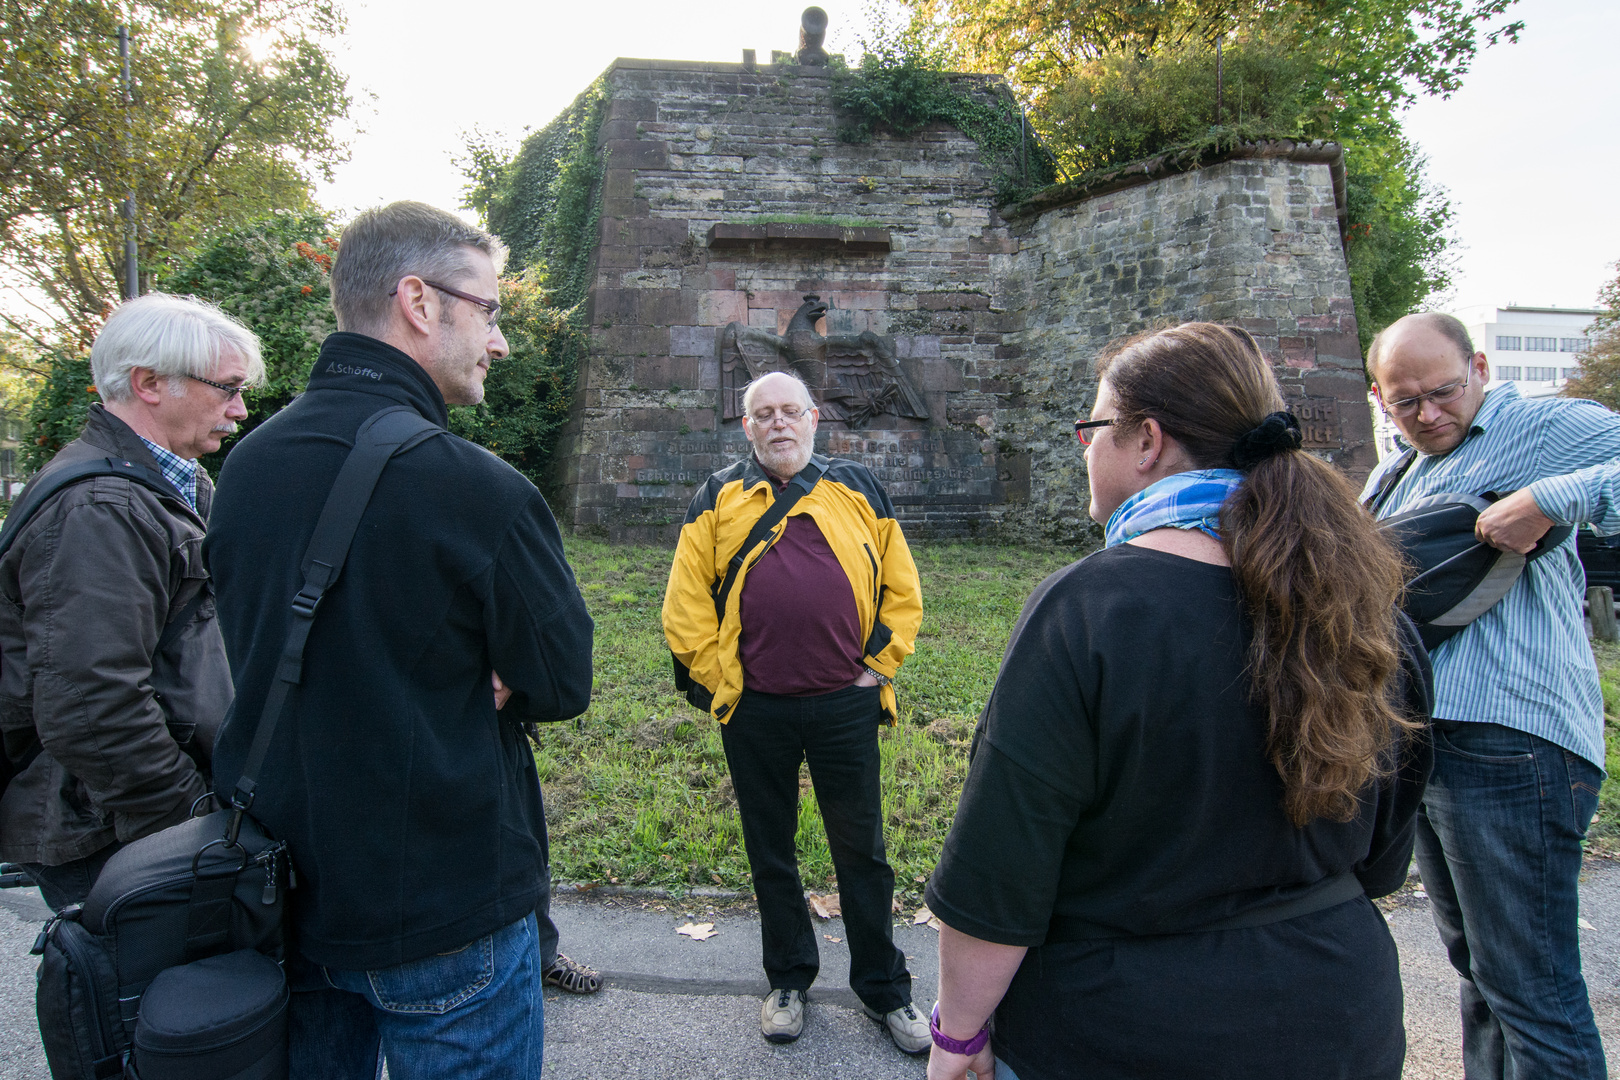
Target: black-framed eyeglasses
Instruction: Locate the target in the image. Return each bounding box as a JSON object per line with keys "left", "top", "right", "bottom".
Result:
{"left": 187, "top": 374, "right": 250, "bottom": 400}
{"left": 1379, "top": 368, "right": 1471, "bottom": 419}
{"left": 1075, "top": 418, "right": 1114, "bottom": 446}
{"left": 390, "top": 278, "right": 501, "bottom": 330}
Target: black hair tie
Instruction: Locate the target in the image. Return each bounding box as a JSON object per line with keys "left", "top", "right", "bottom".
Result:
{"left": 1230, "top": 411, "right": 1303, "bottom": 470}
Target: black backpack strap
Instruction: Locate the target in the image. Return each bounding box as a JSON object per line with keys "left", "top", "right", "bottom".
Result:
{"left": 0, "top": 457, "right": 181, "bottom": 560}
{"left": 226, "top": 406, "right": 442, "bottom": 839}
{"left": 1363, "top": 447, "right": 1417, "bottom": 515}
{"left": 711, "top": 459, "right": 825, "bottom": 621}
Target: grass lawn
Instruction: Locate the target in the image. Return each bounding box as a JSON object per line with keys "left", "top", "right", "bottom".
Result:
{"left": 1589, "top": 640, "right": 1620, "bottom": 852}
{"left": 539, "top": 537, "right": 1082, "bottom": 900}
{"left": 541, "top": 537, "right": 1620, "bottom": 896}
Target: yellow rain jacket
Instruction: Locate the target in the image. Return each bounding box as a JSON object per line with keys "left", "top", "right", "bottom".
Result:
{"left": 662, "top": 454, "right": 922, "bottom": 723}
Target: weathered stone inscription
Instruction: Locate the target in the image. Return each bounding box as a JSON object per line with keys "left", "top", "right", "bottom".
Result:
{"left": 1286, "top": 396, "right": 1341, "bottom": 449}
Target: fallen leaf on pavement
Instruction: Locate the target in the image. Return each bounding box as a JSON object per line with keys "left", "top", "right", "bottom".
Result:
{"left": 808, "top": 893, "right": 842, "bottom": 919}
{"left": 912, "top": 905, "right": 934, "bottom": 925}
{"left": 677, "top": 922, "right": 718, "bottom": 941}
{"left": 824, "top": 935, "right": 842, "bottom": 943}
{"left": 1580, "top": 917, "right": 1596, "bottom": 930}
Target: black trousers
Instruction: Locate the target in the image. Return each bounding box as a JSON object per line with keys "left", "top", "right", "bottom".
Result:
{"left": 720, "top": 683, "right": 911, "bottom": 1013}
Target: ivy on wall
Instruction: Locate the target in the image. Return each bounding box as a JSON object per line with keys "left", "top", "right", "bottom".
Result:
{"left": 458, "top": 78, "right": 610, "bottom": 496}
{"left": 832, "top": 51, "right": 1055, "bottom": 203}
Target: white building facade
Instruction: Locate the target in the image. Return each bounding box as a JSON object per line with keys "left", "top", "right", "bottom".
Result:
{"left": 1371, "top": 304, "right": 1601, "bottom": 460}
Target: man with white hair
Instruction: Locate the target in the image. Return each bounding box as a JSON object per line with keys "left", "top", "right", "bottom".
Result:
{"left": 663, "top": 370, "right": 928, "bottom": 1053}
{"left": 0, "top": 292, "right": 262, "bottom": 907}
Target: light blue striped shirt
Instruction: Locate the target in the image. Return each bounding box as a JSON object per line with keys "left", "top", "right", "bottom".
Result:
{"left": 1361, "top": 384, "right": 1620, "bottom": 768}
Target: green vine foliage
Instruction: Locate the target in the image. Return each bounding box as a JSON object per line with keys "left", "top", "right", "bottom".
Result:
{"left": 159, "top": 210, "right": 340, "bottom": 474}
{"left": 23, "top": 352, "right": 95, "bottom": 473}
{"left": 456, "top": 79, "right": 611, "bottom": 493}
{"left": 831, "top": 23, "right": 1055, "bottom": 202}
{"left": 465, "top": 79, "right": 609, "bottom": 310}
{"left": 1034, "top": 37, "right": 1453, "bottom": 352}
{"left": 445, "top": 270, "right": 587, "bottom": 494}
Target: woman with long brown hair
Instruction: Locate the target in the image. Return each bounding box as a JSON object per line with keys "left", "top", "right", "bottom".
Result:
{"left": 923, "top": 323, "right": 1433, "bottom": 1080}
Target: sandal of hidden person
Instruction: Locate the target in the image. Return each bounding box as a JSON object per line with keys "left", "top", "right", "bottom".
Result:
{"left": 543, "top": 953, "right": 604, "bottom": 994}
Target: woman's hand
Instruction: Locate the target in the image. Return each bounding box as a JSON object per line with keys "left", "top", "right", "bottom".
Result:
{"left": 927, "top": 1043, "right": 995, "bottom": 1080}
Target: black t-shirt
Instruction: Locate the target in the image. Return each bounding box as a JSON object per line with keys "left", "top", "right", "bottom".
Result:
{"left": 926, "top": 545, "right": 1432, "bottom": 1079}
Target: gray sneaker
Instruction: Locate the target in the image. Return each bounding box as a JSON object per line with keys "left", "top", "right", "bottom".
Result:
{"left": 761, "top": 988, "right": 807, "bottom": 1043}
{"left": 863, "top": 1001, "right": 931, "bottom": 1054}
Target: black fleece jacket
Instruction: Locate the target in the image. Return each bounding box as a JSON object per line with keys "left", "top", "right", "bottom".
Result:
{"left": 207, "top": 333, "right": 594, "bottom": 970}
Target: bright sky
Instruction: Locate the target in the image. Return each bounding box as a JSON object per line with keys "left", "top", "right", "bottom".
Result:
{"left": 313, "top": 0, "right": 1618, "bottom": 314}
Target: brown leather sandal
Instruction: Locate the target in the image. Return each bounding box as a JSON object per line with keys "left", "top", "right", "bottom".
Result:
{"left": 543, "top": 953, "right": 603, "bottom": 994}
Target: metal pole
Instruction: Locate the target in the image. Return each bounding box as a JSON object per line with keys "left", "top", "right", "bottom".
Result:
{"left": 118, "top": 25, "right": 138, "bottom": 299}
{"left": 1020, "top": 105, "right": 1028, "bottom": 186}
{"left": 1215, "top": 36, "right": 1223, "bottom": 128}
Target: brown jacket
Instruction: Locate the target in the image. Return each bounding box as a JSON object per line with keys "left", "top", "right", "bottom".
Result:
{"left": 0, "top": 405, "right": 232, "bottom": 864}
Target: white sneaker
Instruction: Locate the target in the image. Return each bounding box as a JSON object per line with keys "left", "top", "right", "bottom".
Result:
{"left": 761, "top": 988, "right": 806, "bottom": 1043}
{"left": 864, "top": 1001, "right": 931, "bottom": 1054}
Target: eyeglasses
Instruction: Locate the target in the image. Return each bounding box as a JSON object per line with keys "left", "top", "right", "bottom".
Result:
{"left": 1075, "top": 418, "right": 1114, "bottom": 446}
{"left": 749, "top": 405, "right": 813, "bottom": 426}
{"left": 1379, "top": 369, "right": 1471, "bottom": 419}
{"left": 390, "top": 278, "right": 501, "bottom": 330}
{"left": 188, "top": 374, "right": 250, "bottom": 400}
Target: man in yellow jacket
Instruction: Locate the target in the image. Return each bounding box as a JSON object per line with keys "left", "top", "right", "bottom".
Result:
{"left": 663, "top": 371, "right": 927, "bottom": 1054}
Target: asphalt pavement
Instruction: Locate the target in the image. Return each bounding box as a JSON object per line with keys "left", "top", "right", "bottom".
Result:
{"left": 1, "top": 862, "right": 1618, "bottom": 1079}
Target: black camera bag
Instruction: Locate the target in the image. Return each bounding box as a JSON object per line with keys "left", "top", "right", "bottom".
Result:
{"left": 131, "top": 949, "right": 289, "bottom": 1080}
{"left": 30, "top": 406, "right": 443, "bottom": 1080}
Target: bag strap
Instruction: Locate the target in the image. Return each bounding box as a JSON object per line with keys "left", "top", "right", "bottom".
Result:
{"left": 0, "top": 456, "right": 182, "bottom": 560}
{"left": 1363, "top": 447, "right": 1417, "bottom": 515}
{"left": 711, "top": 459, "right": 825, "bottom": 620}
{"left": 227, "top": 406, "right": 442, "bottom": 838}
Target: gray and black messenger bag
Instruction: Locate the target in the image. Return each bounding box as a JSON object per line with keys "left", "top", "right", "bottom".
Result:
{"left": 1377, "top": 491, "right": 1571, "bottom": 652}
{"left": 29, "top": 406, "right": 443, "bottom": 1080}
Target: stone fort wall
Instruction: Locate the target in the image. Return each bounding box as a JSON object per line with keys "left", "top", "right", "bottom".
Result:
{"left": 550, "top": 58, "right": 1373, "bottom": 545}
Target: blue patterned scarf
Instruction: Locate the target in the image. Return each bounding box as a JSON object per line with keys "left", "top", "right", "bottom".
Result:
{"left": 1103, "top": 469, "right": 1245, "bottom": 548}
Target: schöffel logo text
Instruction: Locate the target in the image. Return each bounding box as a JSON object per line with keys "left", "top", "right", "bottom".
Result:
{"left": 326, "top": 363, "right": 382, "bottom": 380}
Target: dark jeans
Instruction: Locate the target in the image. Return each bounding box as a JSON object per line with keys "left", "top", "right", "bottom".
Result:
{"left": 720, "top": 683, "right": 910, "bottom": 1013}
{"left": 20, "top": 843, "right": 122, "bottom": 910}
{"left": 1415, "top": 720, "right": 1607, "bottom": 1080}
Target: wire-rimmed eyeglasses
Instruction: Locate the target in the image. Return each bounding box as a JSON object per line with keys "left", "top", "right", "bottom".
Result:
{"left": 1378, "top": 368, "right": 1471, "bottom": 419}
{"left": 389, "top": 278, "right": 502, "bottom": 330}
{"left": 187, "top": 374, "right": 250, "bottom": 400}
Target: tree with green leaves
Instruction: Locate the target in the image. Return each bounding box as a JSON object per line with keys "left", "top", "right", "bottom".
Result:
{"left": 1, "top": 0, "right": 350, "bottom": 348}
{"left": 1562, "top": 265, "right": 1620, "bottom": 414}
{"left": 901, "top": 0, "right": 1520, "bottom": 350}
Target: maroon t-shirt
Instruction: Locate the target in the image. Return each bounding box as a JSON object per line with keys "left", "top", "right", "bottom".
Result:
{"left": 738, "top": 507, "right": 865, "bottom": 696}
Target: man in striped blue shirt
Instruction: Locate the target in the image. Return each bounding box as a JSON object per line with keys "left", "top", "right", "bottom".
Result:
{"left": 1362, "top": 312, "right": 1616, "bottom": 1079}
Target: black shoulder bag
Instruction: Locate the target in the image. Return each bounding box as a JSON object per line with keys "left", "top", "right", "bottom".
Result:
{"left": 671, "top": 460, "right": 825, "bottom": 712}
{"left": 31, "top": 406, "right": 442, "bottom": 1080}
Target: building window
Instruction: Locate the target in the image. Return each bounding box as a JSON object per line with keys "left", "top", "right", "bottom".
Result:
{"left": 0, "top": 449, "right": 14, "bottom": 478}
{"left": 1496, "top": 336, "right": 1521, "bottom": 350}
{"left": 1495, "top": 365, "right": 1523, "bottom": 380}
{"left": 1525, "top": 366, "right": 1557, "bottom": 381}
{"left": 1525, "top": 337, "right": 1558, "bottom": 352}
{"left": 1564, "top": 367, "right": 1582, "bottom": 380}
{"left": 1562, "top": 338, "right": 1588, "bottom": 352}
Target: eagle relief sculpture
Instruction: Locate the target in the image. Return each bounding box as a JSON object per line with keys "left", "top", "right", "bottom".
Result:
{"left": 719, "top": 295, "right": 929, "bottom": 426}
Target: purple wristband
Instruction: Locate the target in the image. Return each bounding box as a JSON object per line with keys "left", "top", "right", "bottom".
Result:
{"left": 930, "top": 1004, "right": 990, "bottom": 1056}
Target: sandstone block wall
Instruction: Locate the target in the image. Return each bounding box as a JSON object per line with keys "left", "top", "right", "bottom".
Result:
{"left": 549, "top": 57, "right": 1370, "bottom": 546}
{"left": 994, "top": 153, "right": 1374, "bottom": 539}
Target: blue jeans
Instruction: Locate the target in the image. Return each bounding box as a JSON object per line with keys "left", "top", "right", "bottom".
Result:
{"left": 287, "top": 912, "right": 545, "bottom": 1080}
{"left": 1415, "top": 720, "right": 1607, "bottom": 1079}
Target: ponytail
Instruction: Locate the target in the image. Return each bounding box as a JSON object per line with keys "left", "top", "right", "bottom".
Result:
{"left": 1096, "top": 323, "right": 1415, "bottom": 825}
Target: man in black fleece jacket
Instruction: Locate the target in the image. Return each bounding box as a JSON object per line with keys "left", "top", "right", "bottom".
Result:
{"left": 206, "top": 202, "right": 594, "bottom": 1078}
